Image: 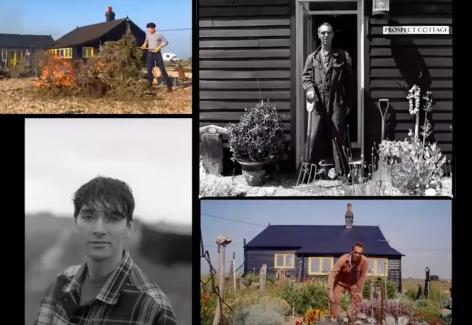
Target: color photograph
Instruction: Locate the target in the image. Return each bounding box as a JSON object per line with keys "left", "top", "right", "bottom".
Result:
{"left": 1, "top": 0, "right": 192, "bottom": 113}
{"left": 201, "top": 200, "right": 452, "bottom": 325}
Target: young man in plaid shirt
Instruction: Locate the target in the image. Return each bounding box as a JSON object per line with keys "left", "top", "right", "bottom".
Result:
{"left": 35, "top": 176, "right": 178, "bottom": 325}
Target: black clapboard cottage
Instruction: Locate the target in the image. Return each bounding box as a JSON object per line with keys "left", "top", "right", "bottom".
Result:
{"left": 243, "top": 204, "right": 404, "bottom": 290}
{"left": 199, "top": 0, "right": 452, "bottom": 169}
{"left": 51, "top": 7, "right": 145, "bottom": 60}
{"left": 0, "top": 33, "right": 53, "bottom": 68}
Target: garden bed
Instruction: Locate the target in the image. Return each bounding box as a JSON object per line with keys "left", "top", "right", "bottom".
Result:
{"left": 0, "top": 76, "right": 191, "bottom": 114}
{"left": 200, "top": 171, "right": 452, "bottom": 197}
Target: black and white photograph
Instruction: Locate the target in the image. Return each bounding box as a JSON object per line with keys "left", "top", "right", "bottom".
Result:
{"left": 25, "top": 118, "right": 191, "bottom": 325}
{"left": 199, "top": 0, "right": 452, "bottom": 197}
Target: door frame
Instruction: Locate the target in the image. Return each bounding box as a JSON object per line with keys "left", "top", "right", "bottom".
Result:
{"left": 295, "top": 0, "right": 365, "bottom": 168}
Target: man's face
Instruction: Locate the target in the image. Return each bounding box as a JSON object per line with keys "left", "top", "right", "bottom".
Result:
{"left": 75, "top": 200, "right": 132, "bottom": 262}
{"left": 352, "top": 245, "right": 364, "bottom": 262}
{"left": 147, "top": 27, "right": 156, "bottom": 34}
{"left": 318, "top": 24, "right": 334, "bottom": 48}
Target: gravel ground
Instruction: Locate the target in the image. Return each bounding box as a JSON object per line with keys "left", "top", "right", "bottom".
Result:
{"left": 0, "top": 77, "right": 192, "bottom": 114}
{"left": 200, "top": 171, "right": 452, "bottom": 197}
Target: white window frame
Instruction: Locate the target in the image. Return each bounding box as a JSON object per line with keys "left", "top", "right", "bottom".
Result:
{"left": 50, "top": 48, "right": 73, "bottom": 59}
{"left": 82, "top": 47, "right": 94, "bottom": 58}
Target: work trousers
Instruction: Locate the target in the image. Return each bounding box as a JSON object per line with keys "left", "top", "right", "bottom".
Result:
{"left": 330, "top": 283, "right": 363, "bottom": 320}
{"left": 146, "top": 51, "right": 171, "bottom": 87}
{"left": 305, "top": 103, "right": 348, "bottom": 174}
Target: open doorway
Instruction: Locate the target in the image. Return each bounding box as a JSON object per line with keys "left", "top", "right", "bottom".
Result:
{"left": 295, "top": 0, "right": 364, "bottom": 168}
{"left": 311, "top": 15, "right": 358, "bottom": 144}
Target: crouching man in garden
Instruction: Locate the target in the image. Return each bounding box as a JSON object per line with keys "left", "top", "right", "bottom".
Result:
{"left": 327, "top": 242, "right": 368, "bottom": 323}
{"left": 35, "top": 176, "right": 177, "bottom": 325}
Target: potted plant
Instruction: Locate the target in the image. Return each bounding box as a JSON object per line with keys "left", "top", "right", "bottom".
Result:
{"left": 227, "top": 100, "right": 285, "bottom": 185}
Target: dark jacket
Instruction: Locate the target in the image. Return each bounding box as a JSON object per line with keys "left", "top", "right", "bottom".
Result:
{"left": 302, "top": 47, "right": 355, "bottom": 115}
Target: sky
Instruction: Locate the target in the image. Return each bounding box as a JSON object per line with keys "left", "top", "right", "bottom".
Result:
{"left": 25, "top": 118, "right": 191, "bottom": 225}
{"left": 201, "top": 200, "right": 452, "bottom": 279}
{"left": 0, "top": 0, "right": 192, "bottom": 58}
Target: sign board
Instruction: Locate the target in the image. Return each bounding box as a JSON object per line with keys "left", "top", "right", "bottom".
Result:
{"left": 383, "top": 26, "right": 450, "bottom": 35}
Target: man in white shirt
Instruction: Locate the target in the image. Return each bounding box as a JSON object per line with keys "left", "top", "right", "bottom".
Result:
{"left": 141, "top": 22, "right": 172, "bottom": 92}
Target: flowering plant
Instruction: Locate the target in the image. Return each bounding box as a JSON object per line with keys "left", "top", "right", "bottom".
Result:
{"left": 378, "top": 87, "right": 446, "bottom": 194}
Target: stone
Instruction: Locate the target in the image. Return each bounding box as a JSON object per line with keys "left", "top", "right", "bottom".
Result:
{"left": 366, "top": 317, "right": 377, "bottom": 324}
{"left": 398, "top": 316, "right": 409, "bottom": 325}
{"left": 385, "top": 315, "right": 396, "bottom": 325}
{"left": 425, "top": 188, "right": 437, "bottom": 196}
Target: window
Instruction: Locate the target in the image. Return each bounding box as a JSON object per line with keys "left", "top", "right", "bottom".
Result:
{"left": 82, "top": 47, "right": 94, "bottom": 58}
{"left": 308, "top": 257, "right": 334, "bottom": 275}
{"left": 367, "top": 258, "right": 388, "bottom": 276}
{"left": 274, "top": 253, "right": 295, "bottom": 269}
{"left": 50, "top": 48, "right": 73, "bottom": 59}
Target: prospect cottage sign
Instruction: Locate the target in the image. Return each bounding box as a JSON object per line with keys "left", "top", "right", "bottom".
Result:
{"left": 383, "top": 26, "right": 450, "bottom": 35}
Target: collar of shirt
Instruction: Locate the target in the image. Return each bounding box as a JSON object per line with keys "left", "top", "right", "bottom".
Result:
{"left": 62, "top": 250, "right": 134, "bottom": 306}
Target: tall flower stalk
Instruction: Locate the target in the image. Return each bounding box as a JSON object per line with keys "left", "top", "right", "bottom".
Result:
{"left": 406, "top": 85, "right": 421, "bottom": 139}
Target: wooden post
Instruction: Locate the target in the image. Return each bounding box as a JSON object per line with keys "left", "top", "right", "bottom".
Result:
{"left": 380, "top": 284, "right": 384, "bottom": 325}
{"left": 259, "top": 264, "right": 267, "bottom": 292}
{"left": 213, "top": 236, "right": 231, "bottom": 325}
{"left": 232, "top": 252, "right": 237, "bottom": 296}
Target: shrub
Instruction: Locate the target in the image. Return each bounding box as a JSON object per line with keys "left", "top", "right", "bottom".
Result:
{"left": 357, "top": 298, "right": 415, "bottom": 319}
{"left": 201, "top": 291, "right": 216, "bottom": 325}
{"left": 414, "top": 299, "right": 444, "bottom": 324}
{"left": 227, "top": 101, "right": 285, "bottom": 162}
{"left": 228, "top": 295, "right": 290, "bottom": 325}
{"left": 363, "top": 278, "right": 397, "bottom": 299}
{"left": 282, "top": 281, "right": 329, "bottom": 314}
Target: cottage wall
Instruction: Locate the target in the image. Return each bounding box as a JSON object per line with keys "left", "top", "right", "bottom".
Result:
{"left": 199, "top": 0, "right": 453, "bottom": 167}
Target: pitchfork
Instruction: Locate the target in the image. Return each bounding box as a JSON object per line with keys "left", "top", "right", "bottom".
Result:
{"left": 296, "top": 100, "right": 318, "bottom": 186}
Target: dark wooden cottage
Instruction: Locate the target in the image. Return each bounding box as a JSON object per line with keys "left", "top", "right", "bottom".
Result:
{"left": 51, "top": 12, "right": 145, "bottom": 60}
{"left": 0, "top": 33, "right": 53, "bottom": 68}
{"left": 199, "top": 0, "right": 452, "bottom": 169}
{"left": 244, "top": 205, "right": 404, "bottom": 290}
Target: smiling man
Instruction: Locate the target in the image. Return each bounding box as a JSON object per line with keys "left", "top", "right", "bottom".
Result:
{"left": 35, "top": 176, "right": 177, "bottom": 325}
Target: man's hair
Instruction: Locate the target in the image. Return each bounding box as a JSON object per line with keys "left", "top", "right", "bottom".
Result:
{"left": 73, "top": 176, "right": 135, "bottom": 223}
{"left": 352, "top": 242, "right": 364, "bottom": 250}
{"left": 318, "top": 22, "right": 334, "bottom": 33}
{"left": 146, "top": 22, "right": 156, "bottom": 29}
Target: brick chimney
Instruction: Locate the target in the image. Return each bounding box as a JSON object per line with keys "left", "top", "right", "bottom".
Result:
{"left": 345, "top": 203, "right": 353, "bottom": 229}
{"left": 105, "top": 6, "right": 115, "bottom": 22}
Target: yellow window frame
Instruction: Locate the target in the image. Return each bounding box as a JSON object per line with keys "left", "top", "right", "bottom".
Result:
{"left": 274, "top": 253, "right": 295, "bottom": 269}
{"left": 308, "top": 257, "right": 334, "bottom": 275}
{"left": 50, "top": 48, "right": 72, "bottom": 59}
{"left": 367, "top": 258, "right": 388, "bottom": 277}
{"left": 82, "top": 47, "right": 94, "bottom": 58}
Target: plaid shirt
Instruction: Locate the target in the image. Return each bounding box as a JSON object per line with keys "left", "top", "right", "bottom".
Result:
{"left": 35, "top": 250, "right": 177, "bottom": 325}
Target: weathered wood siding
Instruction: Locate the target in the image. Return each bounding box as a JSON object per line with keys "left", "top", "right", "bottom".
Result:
{"left": 366, "top": 0, "right": 453, "bottom": 161}
{"left": 245, "top": 249, "right": 299, "bottom": 278}
{"left": 199, "top": 0, "right": 293, "bottom": 141}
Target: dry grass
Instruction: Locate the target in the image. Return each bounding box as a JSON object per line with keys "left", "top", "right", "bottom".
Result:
{"left": 0, "top": 77, "right": 192, "bottom": 114}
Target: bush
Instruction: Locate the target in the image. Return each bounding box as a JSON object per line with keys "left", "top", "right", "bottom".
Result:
{"left": 201, "top": 291, "right": 216, "bottom": 325}
{"left": 414, "top": 299, "right": 444, "bottom": 324}
{"left": 228, "top": 295, "right": 290, "bottom": 325}
{"left": 227, "top": 101, "right": 285, "bottom": 162}
{"left": 363, "top": 278, "right": 397, "bottom": 299}
{"left": 282, "top": 282, "right": 329, "bottom": 314}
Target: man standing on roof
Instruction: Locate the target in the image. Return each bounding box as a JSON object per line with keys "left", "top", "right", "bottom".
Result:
{"left": 141, "top": 22, "right": 172, "bottom": 92}
{"left": 327, "top": 242, "right": 368, "bottom": 323}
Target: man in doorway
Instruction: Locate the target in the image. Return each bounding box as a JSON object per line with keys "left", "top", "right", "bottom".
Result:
{"left": 327, "top": 242, "right": 368, "bottom": 323}
{"left": 35, "top": 176, "right": 177, "bottom": 325}
{"left": 141, "top": 22, "right": 173, "bottom": 92}
{"left": 302, "top": 22, "right": 355, "bottom": 176}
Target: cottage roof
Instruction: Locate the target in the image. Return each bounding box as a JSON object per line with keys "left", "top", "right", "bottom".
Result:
{"left": 0, "top": 33, "right": 54, "bottom": 49}
{"left": 52, "top": 18, "right": 132, "bottom": 48}
{"left": 245, "top": 225, "right": 403, "bottom": 256}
